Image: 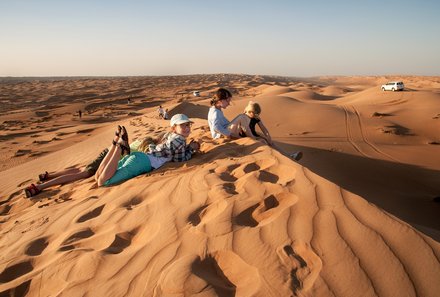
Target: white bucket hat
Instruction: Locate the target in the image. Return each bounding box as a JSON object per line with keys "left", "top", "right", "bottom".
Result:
{"left": 170, "top": 114, "right": 193, "bottom": 127}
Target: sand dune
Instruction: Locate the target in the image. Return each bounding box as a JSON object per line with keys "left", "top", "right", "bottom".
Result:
{"left": 319, "top": 85, "right": 352, "bottom": 97}
{"left": 1, "top": 74, "right": 440, "bottom": 296}
{"left": 259, "top": 85, "right": 296, "bottom": 96}
{"left": 282, "top": 90, "right": 337, "bottom": 101}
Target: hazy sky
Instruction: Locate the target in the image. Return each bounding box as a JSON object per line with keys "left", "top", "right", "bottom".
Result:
{"left": 1, "top": 0, "right": 439, "bottom": 76}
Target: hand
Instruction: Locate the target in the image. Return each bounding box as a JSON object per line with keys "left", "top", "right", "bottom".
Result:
{"left": 189, "top": 140, "right": 201, "bottom": 151}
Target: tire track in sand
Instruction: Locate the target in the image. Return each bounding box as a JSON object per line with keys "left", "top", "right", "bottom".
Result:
{"left": 341, "top": 105, "right": 400, "bottom": 162}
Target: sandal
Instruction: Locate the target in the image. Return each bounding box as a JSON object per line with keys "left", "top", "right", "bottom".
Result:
{"left": 38, "top": 171, "right": 49, "bottom": 182}
{"left": 121, "top": 126, "right": 129, "bottom": 142}
{"left": 115, "top": 125, "right": 122, "bottom": 137}
{"left": 119, "top": 126, "right": 130, "bottom": 155}
{"left": 24, "top": 184, "right": 41, "bottom": 198}
{"left": 117, "top": 139, "right": 131, "bottom": 156}
{"left": 112, "top": 125, "right": 123, "bottom": 146}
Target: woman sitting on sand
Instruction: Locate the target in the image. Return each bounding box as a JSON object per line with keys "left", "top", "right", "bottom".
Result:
{"left": 95, "top": 114, "right": 200, "bottom": 186}
{"left": 207, "top": 88, "right": 233, "bottom": 139}
{"left": 228, "top": 101, "right": 302, "bottom": 161}
{"left": 24, "top": 128, "right": 164, "bottom": 197}
{"left": 207, "top": 88, "right": 303, "bottom": 161}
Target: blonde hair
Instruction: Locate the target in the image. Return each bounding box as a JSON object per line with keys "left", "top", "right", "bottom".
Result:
{"left": 137, "top": 133, "right": 166, "bottom": 153}
{"left": 244, "top": 101, "right": 261, "bottom": 115}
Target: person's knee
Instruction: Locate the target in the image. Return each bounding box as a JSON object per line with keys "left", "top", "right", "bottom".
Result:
{"left": 96, "top": 176, "right": 107, "bottom": 187}
{"left": 94, "top": 172, "right": 101, "bottom": 184}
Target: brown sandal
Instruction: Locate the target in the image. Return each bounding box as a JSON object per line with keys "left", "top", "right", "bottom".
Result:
{"left": 119, "top": 126, "right": 130, "bottom": 155}
{"left": 117, "top": 140, "right": 131, "bottom": 156}
{"left": 38, "top": 171, "right": 49, "bottom": 182}
{"left": 24, "top": 184, "right": 41, "bottom": 198}
{"left": 115, "top": 125, "right": 122, "bottom": 137}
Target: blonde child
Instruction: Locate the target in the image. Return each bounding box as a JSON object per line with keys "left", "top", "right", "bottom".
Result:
{"left": 228, "top": 101, "right": 303, "bottom": 161}
{"left": 95, "top": 114, "right": 200, "bottom": 186}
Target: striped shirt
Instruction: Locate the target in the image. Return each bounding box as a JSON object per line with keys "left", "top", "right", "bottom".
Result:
{"left": 149, "top": 132, "right": 193, "bottom": 162}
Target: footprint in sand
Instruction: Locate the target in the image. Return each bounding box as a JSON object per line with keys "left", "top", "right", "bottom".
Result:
{"left": 257, "top": 170, "right": 279, "bottom": 184}
{"left": 153, "top": 255, "right": 199, "bottom": 296}
{"left": 226, "top": 164, "right": 240, "bottom": 171}
{"left": 57, "top": 192, "right": 73, "bottom": 202}
{"left": 103, "top": 224, "right": 160, "bottom": 255}
{"left": 219, "top": 172, "right": 238, "bottom": 182}
{"left": 25, "top": 237, "right": 49, "bottom": 256}
{"left": 214, "top": 164, "right": 241, "bottom": 183}
{"left": 154, "top": 251, "right": 260, "bottom": 297}
{"left": 0, "top": 260, "right": 33, "bottom": 283}
{"left": 120, "top": 196, "right": 142, "bottom": 210}
{"left": 103, "top": 231, "right": 134, "bottom": 254}
{"left": 0, "top": 279, "right": 31, "bottom": 296}
{"left": 188, "top": 199, "right": 228, "bottom": 227}
{"left": 243, "top": 162, "right": 261, "bottom": 173}
{"left": 59, "top": 228, "right": 94, "bottom": 251}
{"left": 1, "top": 191, "right": 21, "bottom": 206}
{"left": 38, "top": 202, "right": 50, "bottom": 208}
{"left": 277, "top": 242, "right": 322, "bottom": 294}
{"left": 222, "top": 183, "right": 238, "bottom": 195}
{"left": 192, "top": 251, "right": 260, "bottom": 297}
{"left": 235, "top": 193, "right": 298, "bottom": 227}
{"left": 0, "top": 204, "right": 11, "bottom": 216}
{"left": 77, "top": 205, "right": 105, "bottom": 223}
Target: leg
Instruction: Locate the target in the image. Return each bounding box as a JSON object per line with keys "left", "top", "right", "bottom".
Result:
{"left": 94, "top": 145, "right": 116, "bottom": 178}
{"left": 269, "top": 141, "right": 303, "bottom": 161}
{"left": 95, "top": 126, "right": 129, "bottom": 186}
{"left": 37, "top": 170, "right": 92, "bottom": 191}
{"left": 46, "top": 168, "right": 82, "bottom": 179}
{"left": 94, "top": 126, "right": 122, "bottom": 178}
{"left": 95, "top": 145, "right": 122, "bottom": 186}
{"left": 228, "top": 114, "right": 250, "bottom": 138}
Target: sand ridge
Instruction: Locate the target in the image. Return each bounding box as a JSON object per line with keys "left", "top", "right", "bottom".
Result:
{"left": 1, "top": 74, "right": 440, "bottom": 296}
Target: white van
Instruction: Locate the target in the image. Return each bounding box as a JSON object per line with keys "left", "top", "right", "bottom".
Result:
{"left": 193, "top": 91, "right": 200, "bottom": 97}
{"left": 381, "top": 81, "right": 404, "bottom": 91}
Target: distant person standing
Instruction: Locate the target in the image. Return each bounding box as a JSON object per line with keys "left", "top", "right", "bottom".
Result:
{"left": 78, "top": 110, "right": 82, "bottom": 118}
{"left": 157, "top": 105, "right": 165, "bottom": 118}
{"left": 163, "top": 109, "right": 169, "bottom": 120}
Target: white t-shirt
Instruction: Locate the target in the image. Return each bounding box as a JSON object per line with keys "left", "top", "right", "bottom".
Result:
{"left": 147, "top": 154, "right": 171, "bottom": 169}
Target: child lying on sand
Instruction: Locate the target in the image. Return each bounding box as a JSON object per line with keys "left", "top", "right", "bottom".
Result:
{"left": 24, "top": 127, "right": 166, "bottom": 197}
{"left": 95, "top": 114, "right": 200, "bottom": 186}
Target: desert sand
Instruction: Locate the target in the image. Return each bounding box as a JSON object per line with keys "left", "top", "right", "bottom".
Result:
{"left": 1, "top": 74, "right": 440, "bottom": 296}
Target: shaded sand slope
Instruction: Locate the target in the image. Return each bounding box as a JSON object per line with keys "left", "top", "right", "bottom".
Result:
{"left": 1, "top": 124, "right": 440, "bottom": 296}
{"left": 224, "top": 94, "right": 347, "bottom": 140}
{"left": 282, "top": 90, "right": 337, "bottom": 101}
{"left": 223, "top": 83, "right": 440, "bottom": 242}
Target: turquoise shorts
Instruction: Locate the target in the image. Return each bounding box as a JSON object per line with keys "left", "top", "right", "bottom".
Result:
{"left": 104, "top": 152, "right": 152, "bottom": 186}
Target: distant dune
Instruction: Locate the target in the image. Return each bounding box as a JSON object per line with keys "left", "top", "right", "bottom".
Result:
{"left": 1, "top": 74, "right": 439, "bottom": 296}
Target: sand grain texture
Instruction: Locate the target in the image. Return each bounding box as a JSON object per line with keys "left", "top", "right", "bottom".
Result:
{"left": 1, "top": 75, "right": 439, "bottom": 296}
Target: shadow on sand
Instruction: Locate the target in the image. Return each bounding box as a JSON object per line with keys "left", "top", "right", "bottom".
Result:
{"left": 276, "top": 141, "right": 440, "bottom": 241}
